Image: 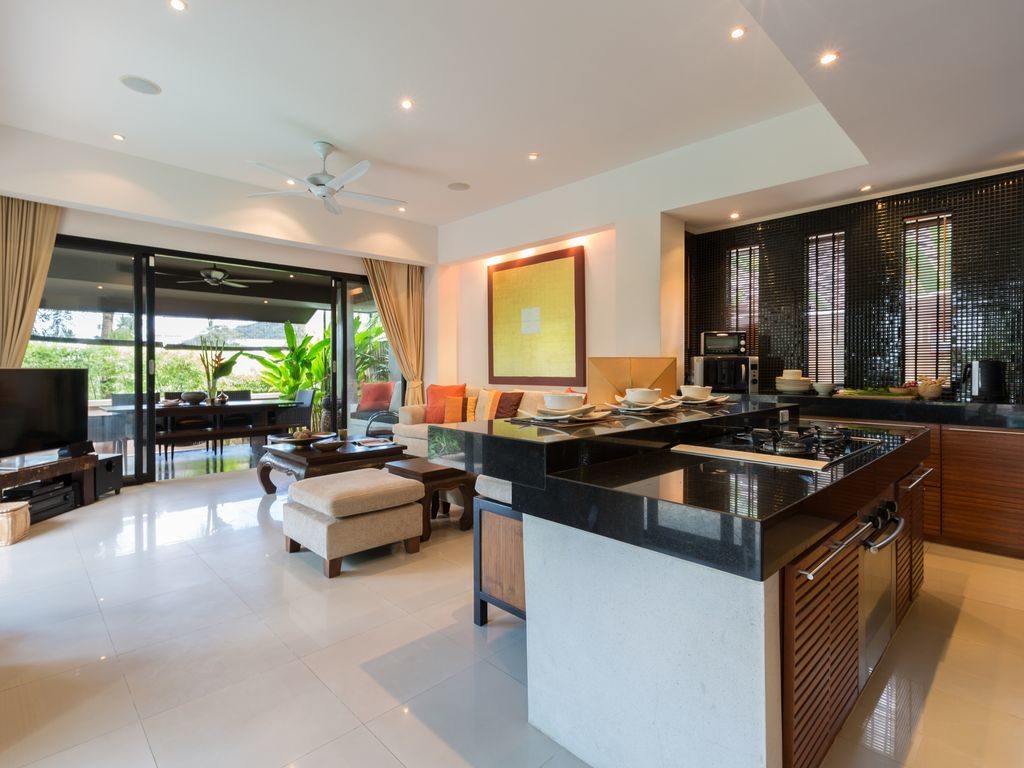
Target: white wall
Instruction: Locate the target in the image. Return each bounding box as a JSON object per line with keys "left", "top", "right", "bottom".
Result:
{"left": 0, "top": 125, "right": 437, "bottom": 268}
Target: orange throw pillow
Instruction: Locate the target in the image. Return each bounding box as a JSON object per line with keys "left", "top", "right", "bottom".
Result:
{"left": 358, "top": 381, "right": 395, "bottom": 412}
{"left": 425, "top": 384, "right": 466, "bottom": 423}
{"left": 443, "top": 396, "right": 478, "bottom": 423}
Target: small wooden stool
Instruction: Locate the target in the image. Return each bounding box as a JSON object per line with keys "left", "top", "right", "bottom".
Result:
{"left": 385, "top": 458, "right": 476, "bottom": 542}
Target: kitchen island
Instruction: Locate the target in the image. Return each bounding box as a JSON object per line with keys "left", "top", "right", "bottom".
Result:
{"left": 431, "top": 400, "right": 930, "bottom": 768}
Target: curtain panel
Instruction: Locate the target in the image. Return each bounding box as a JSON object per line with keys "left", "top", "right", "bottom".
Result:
{"left": 0, "top": 197, "right": 61, "bottom": 367}
{"left": 362, "top": 258, "right": 425, "bottom": 406}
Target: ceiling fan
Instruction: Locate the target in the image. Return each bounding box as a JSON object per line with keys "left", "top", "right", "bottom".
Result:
{"left": 170, "top": 265, "right": 274, "bottom": 290}
{"left": 248, "top": 141, "right": 406, "bottom": 215}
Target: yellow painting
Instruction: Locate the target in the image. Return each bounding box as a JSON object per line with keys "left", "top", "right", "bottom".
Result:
{"left": 488, "top": 246, "right": 585, "bottom": 385}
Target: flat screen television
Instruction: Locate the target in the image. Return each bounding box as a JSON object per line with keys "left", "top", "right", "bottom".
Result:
{"left": 0, "top": 369, "right": 89, "bottom": 459}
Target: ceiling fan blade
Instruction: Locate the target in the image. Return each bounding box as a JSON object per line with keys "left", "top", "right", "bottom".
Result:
{"left": 336, "top": 189, "right": 407, "bottom": 207}
{"left": 232, "top": 279, "right": 274, "bottom": 284}
{"left": 323, "top": 196, "right": 343, "bottom": 215}
{"left": 248, "top": 160, "right": 306, "bottom": 185}
{"left": 328, "top": 159, "right": 370, "bottom": 190}
{"left": 248, "top": 190, "right": 309, "bottom": 198}
{"left": 220, "top": 280, "right": 250, "bottom": 288}
{"left": 175, "top": 279, "right": 208, "bottom": 284}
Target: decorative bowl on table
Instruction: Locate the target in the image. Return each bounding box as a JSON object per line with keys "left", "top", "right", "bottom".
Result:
{"left": 812, "top": 382, "right": 835, "bottom": 396}
{"left": 311, "top": 439, "right": 346, "bottom": 452}
{"left": 269, "top": 430, "right": 337, "bottom": 447}
{"left": 678, "top": 385, "right": 713, "bottom": 400}
{"left": 543, "top": 393, "right": 586, "bottom": 410}
{"left": 776, "top": 376, "right": 812, "bottom": 393}
{"left": 179, "top": 391, "right": 207, "bottom": 405}
{"left": 624, "top": 388, "right": 661, "bottom": 405}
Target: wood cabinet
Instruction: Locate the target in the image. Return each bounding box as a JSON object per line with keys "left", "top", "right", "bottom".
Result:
{"left": 782, "top": 518, "right": 861, "bottom": 768}
{"left": 895, "top": 468, "right": 929, "bottom": 623}
{"left": 941, "top": 426, "right": 1024, "bottom": 557}
{"left": 474, "top": 497, "right": 525, "bottom": 625}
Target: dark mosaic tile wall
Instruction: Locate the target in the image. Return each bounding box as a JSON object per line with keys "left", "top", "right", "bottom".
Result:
{"left": 687, "top": 170, "right": 1024, "bottom": 401}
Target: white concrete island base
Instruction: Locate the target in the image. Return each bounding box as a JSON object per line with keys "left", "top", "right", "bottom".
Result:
{"left": 523, "top": 515, "right": 782, "bottom": 768}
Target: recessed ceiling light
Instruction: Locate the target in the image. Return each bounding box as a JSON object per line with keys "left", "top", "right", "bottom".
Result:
{"left": 288, "top": 274, "right": 294, "bottom": 279}
{"left": 448, "top": 182, "right": 471, "bottom": 191}
{"left": 168, "top": 0, "right": 187, "bottom": 11}
{"left": 400, "top": 98, "right": 414, "bottom": 110}
{"left": 730, "top": 212, "right": 740, "bottom": 220}
{"left": 112, "top": 133, "right": 125, "bottom": 142}
{"left": 120, "top": 75, "right": 162, "bottom": 95}
{"left": 527, "top": 152, "right": 539, "bottom": 161}
{"left": 398, "top": 206, "right": 406, "bottom": 212}
{"left": 860, "top": 184, "right": 872, "bottom": 192}
{"left": 97, "top": 285, "right": 104, "bottom": 290}
{"left": 262, "top": 299, "right": 269, "bottom": 304}
{"left": 285, "top": 178, "right": 296, "bottom": 185}
{"left": 730, "top": 26, "right": 745, "bottom": 39}
{"left": 819, "top": 50, "right": 839, "bottom": 66}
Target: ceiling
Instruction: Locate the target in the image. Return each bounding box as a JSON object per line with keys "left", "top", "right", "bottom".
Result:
{"left": 0, "top": 0, "right": 818, "bottom": 226}
{"left": 673, "top": 0, "right": 1024, "bottom": 231}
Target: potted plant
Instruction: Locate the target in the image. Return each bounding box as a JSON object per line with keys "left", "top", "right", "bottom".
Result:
{"left": 198, "top": 336, "right": 242, "bottom": 403}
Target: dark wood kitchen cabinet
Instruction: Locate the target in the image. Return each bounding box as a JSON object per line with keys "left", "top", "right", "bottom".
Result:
{"left": 782, "top": 518, "right": 861, "bottom": 768}
{"left": 941, "top": 426, "right": 1024, "bottom": 557}
{"left": 895, "top": 468, "right": 929, "bottom": 623}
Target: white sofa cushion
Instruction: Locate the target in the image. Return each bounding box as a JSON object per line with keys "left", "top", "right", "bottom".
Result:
{"left": 393, "top": 422, "right": 430, "bottom": 442}
{"left": 288, "top": 469, "right": 424, "bottom": 518}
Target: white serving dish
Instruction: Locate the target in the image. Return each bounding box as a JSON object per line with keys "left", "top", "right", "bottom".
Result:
{"left": 624, "top": 387, "right": 661, "bottom": 404}
{"left": 781, "top": 369, "right": 805, "bottom": 379}
{"left": 678, "top": 385, "right": 712, "bottom": 399}
{"left": 543, "top": 393, "right": 586, "bottom": 410}
{"left": 536, "top": 404, "right": 595, "bottom": 417}
{"left": 776, "top": 382, "right": 812, "bottom": 393}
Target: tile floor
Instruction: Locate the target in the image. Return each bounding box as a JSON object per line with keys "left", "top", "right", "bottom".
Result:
{"left": 0, "top": 470, "right": 1021, "bottom": 767}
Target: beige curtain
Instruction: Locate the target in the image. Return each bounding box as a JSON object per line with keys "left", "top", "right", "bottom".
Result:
{"left": 363, "top": 258, "right": 425, "bottom": 405}
{"left": 1, "top": 197, "right": 61, "bottom": 367}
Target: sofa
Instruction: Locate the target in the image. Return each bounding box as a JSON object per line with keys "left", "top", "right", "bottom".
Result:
{"left": 394, "top": 387, "right": 563, "bottom": 457}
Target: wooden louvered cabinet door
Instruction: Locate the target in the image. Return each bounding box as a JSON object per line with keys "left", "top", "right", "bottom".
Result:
{"left": 782, "top": 519, "right": 861, "bottom": 768}
{"left": 941, "top": 426, "right": 1024, "bottom": 556}
{"left": 896, "top": 468, "right": 929, "bottom": 609}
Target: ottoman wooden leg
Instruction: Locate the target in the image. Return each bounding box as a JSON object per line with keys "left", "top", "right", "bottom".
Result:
{"left": 323, "top": 557, "right": 342, "bottom": 578}
{"left": 285, "top": 536, "right": 301, "bottom": 553}
{"left": 420, "top": 495, "right": 433, "bottom": 542}
{"left": 404, "top": 536, "right": 420, "bottom": 554}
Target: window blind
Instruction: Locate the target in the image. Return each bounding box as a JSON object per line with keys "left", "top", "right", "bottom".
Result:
{"left": 903, "top": 214, "right": 952, "bottom": 383}
{"left": 806, "top": 232, "right": 845, "bottom": 384}
{"left": 727, "top": 245, "right": 759, "bottom": 347}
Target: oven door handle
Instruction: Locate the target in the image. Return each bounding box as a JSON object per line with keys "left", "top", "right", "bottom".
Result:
{"left": 865, "top": 515, "right": 905, "bottom": 553}
{"left": 798, "top": 520, "right": 875, "bottom": 581}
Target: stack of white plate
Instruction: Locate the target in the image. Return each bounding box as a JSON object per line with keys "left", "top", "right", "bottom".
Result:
{"left": 776, "top": 369, "right": 812, "bottom": 393}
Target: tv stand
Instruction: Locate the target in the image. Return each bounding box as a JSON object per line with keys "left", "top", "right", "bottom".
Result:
{"left": 0, "top": 454, "right": 98, "bottom": 513}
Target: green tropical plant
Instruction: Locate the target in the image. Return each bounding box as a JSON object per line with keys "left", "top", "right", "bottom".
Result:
{"left": 247, "top": 321, "right": 330, "bottom": 401}
{"left": 199, "top": 336, "right": 242, "bottom": 401}
{"left": 353, "top": 312, "right": 390, "bottom": 385}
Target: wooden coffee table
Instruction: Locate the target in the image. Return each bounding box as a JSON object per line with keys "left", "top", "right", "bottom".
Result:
{"left": 257, "top": 440, "right": 407, "bottom": 494}
{"left": 385, "top": 457, "right": 476, "bottom": 542}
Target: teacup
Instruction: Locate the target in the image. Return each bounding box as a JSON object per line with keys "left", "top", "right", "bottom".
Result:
{"left": 812, "top": 382, "right": 835, "bottom": 396}
{"left": 678, "top": 385, "right": 713, "bottom": 399}
{"left": 625, "top": 388, "right": 662, "bottom": 404}
{"left": 543, "top": 393, "right": 586, "bottom": 410}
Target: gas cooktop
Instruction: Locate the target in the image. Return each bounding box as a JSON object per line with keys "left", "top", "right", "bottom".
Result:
{"left": 671, "top": 424, "right": 883, "bottom": 471}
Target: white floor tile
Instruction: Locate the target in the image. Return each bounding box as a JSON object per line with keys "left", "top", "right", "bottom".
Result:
{"left": 101, "top": 580, "right": 251, "bottom": 653}
{"left": 0, "top": 574, "right": 98, "bottom": 632}
{"left": 0, "top": 660, "right": 138, "bottom": 768}
{"left": 368, "top": 662, "right": 560, "bottom": 768}
{"left": 412, "top": 592, "right": 526, "bottom": 659}
{"left": 119, "top": 613, "right": 295, "bottom": 717}
{"left": 284, "top": 726, "right": 404, "bottom": 768}
{"left": 142, "top": 660, "right": 359, "bottom": 768}
{"left": 0, "top": 612, "right": 115, "bottom": 691}
{"left": 485, "top": 636, "right": 527, "bottom": 685}
{"left": 22, "top": 722, "right": 155, "bottom": 768}
{"left": 88, "top": 553, "right": 219, "bottom": 607}
{"left": 303, "top": 614, "right": 478, "bottom": 722}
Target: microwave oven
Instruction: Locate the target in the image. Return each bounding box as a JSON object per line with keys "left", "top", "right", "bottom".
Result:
{"left": 692, "top": 355, "right": 759, "bottom": 393}
{"left": 700, "top": 331, "right": 748, "bottom": 356}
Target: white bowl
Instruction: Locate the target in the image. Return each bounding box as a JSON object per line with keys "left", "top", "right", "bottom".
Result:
{"left": 678, "top": 385, "right": 713, "bottom": 399}
{"left": 812, "top": 382, "right": 835, "bottom": 396}
{"left": 625, "top": 388, "right": 661, "bottom": 405}
{"left": 775, "top": 376, "right": 812, "bottom": 385}
{"left": 543, "top": 393, "right": 586, "bottom": 410}
{"left": 782, "top": 369, "right": 805, "bottom": 379}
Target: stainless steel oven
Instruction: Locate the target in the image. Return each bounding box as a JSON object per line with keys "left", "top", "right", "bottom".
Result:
{"left": 700, "top": 331, "right": 748, "bottom": 356}
{"left": 691, "top": 355, "right": 759, "bottom": 393}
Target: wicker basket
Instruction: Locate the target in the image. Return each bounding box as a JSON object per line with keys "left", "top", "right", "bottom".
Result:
{"left": 0, "top": 501, "right": 30, "bottom": 546}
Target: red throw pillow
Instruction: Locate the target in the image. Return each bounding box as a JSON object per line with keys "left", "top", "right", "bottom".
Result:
{"left": 358, "top": 381, "right": 394, "bottom": 412}
{"left": 425, "top": 384, "right": 467, "bottom": 423}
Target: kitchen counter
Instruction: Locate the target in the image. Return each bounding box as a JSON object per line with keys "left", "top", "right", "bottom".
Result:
{"left": 754, "top": 393, "right": 1024, "bottom": 428}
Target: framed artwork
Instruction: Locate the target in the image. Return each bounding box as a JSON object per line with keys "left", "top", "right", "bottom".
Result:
{"left": 488, "top": 246, "right": 586, "bottom": 386}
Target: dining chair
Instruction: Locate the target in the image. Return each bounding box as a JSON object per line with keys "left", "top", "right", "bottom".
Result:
{"left": 218, "top": 390, "right": 253, "bottom": 453}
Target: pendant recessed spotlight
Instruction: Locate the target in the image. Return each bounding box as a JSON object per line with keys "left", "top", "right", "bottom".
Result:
{"left": 527, "top": 152, "right": 539, "bottom": 161}
{"left": 398, "top": 206, "right": 406, "bottom": 212}
{"left": 112, "top": 133, "right": 125, "bottom": 142}
{"left": 860, "top": 184, "right": 872, "bottom": 193}
{"left": 97, "top": 285, "right": 104, "bottom": 290}
{"left": 400, "top": 98, "right": 414, "bottom": 110}
{"left": 285, "top": 178, "right": 296, "bottom": 186}
{"left": 169, "top": 0, "right": 187, "bottom": 11}
{"left": 819, "top": 50, "right": 839, "bottom": 66}
{"left": 120, "top": 75, "right": 162, "bottom": 95}
{"left": 730, "top": 26, "right": 746, "bottom": 40}
{"left": 262, "top": 299, "right": 269, "bottom": 304}
{"left": 730, "top": 212, "right": 740, "bottom": 220}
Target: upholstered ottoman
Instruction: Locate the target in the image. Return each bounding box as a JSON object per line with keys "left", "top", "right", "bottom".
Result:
{"left": 283, "top": 469, "right": 425, "bottom": 577}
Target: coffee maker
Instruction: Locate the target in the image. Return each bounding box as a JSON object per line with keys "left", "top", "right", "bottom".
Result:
{"left": 963, "top": 359, "right": 1006, "bottom": 402}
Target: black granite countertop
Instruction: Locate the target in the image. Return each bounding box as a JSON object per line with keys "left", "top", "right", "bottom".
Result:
{"left": 754, "top": 393, "right": 1024, "bottom": 429}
